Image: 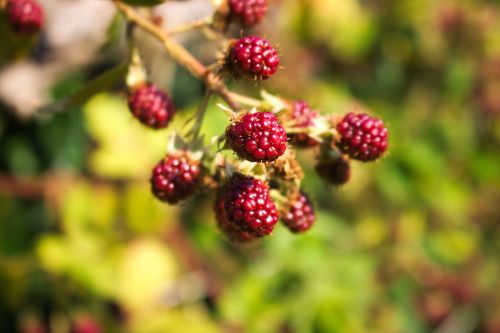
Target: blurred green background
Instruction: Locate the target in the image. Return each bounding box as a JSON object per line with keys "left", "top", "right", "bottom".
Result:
{"left": 1, "top": 0, "right": 500, "bottom": 332}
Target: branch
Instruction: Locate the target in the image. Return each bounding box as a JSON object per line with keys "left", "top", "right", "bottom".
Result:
{"left": 166, "top": 18, "right": 212, "bottom": 35}
{"left": 114, "top": 1, "right": 241, "bottom": 110}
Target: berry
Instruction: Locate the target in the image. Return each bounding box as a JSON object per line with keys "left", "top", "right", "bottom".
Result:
{"left": 71, "top": 316, "right": 101, "bottom": 333}
{"left": 288, "top": 101, "right": 320, "bottom": 147}
{"left": 226, "top": 36, "right": 280, "bottom": 80}
{"left": 228, "top": 0, "right": 268, "bottom": 27}
{"left": 223, "top": 174, "right": 279, "bottom": 237}
{"left": 226, "top": 111, "right": 287, "bottom": 162}
{"left": 6, "top": 0, "right": 44, "bottom": 35}
{"left": 127, "top": 84, "right": 175, "bottom": 129}
{"left": 282, "top": 192, "right": 315, "bottom": 233}
{"left": 214, "top": 192, "right": 256, "bottom": 243}
{"left": 150, "top": 152, "right": 201, "bottom": 204}
{"left": 315, "top": 155, "right": 351, "bottom": 185}
{"left": 336, "top": 113, "right": 388, "bottom": 161}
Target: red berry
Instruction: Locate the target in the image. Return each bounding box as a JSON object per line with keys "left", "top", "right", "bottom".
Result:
{"left": 315, "top": 155, "right": 351, "bottom": 185}
{"left": 6, "top": 0, "right": 44, "bottom": 35}
{"left": 226, "top": 111, "right": 287, "bottom": 162}
{"left": 226, "top": 36, "right": 280, "bottom": 80}
{"left": 71, "top": 316, "right": 101, "bottom": 333}
{"left": 228, "top": 0, "right": 268, "bottom": 27}
{"left": 214, "top": 191, "right": 256, "bottom": 243}
{"left": 288, "top": 101, "right": 320, "bottom": 147}
{"left": 282, "top": 192, "right": 315, "bottom": 233}
{"left": 223, "top": 174, "right": 279, "bottom": 237}
{"left": 150, "top": 152, "right": 201, "bottom": 204}
{"left": 336, "top": 113, "right": 388, "bottom": 161}
{"left": 127, "top": 84, "right": 175, "bottom": 129}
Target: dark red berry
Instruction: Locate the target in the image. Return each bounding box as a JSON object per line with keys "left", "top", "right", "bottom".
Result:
{"left": 6, "top": 0, "right": 44, "bottom": 35}
{"left": 226, "top": 36, "right": 280, "bottom": 80}
{"left": 127, "top": 84, "right": 175, "bottom": 129}
{"left": 228, "top": 0, "right": 268, "bottom": 27}
{"left": 226, "top": 111, "right": 287, "bottom": 162}
{"left": 288, "top": 101, "right": 320, "bottom": 147}
{"left": 223, "top": 174, "right": 279, "bottom": 237}
{"left": 214, "top": 191, "right": 256, "bottom": 243}
{"left": 150, "top": 152, "right": 201, "bottom": 204}
{"left": 336, "top": 113, "right": 388, "bottom": 161}
{"left": 315, "top": 155, "right": 351, "bottom": 185}
{"left": 282, "top": 192, "right": 315, "bottom": 233}
{"left": 71, "top": 316, "right": 101, "bottom": 333}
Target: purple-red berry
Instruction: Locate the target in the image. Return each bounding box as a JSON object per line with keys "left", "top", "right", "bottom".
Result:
{"left": 336, "top": 113, "right": 388, "bottom": 162}
{"left": 150, "top": 152, "right": 201, "bottom": 204}
{"left": 214, "top": 191, "right": 256, "bottom": 243}
{"left": 226, "top": 36, "right": 280, "bottom": 80}
{"left": 282, "top": 192, "right": 315, "bottom": 233}
{"left": 6, "top": 0, "right": 44, "bottom": 35}
{"left": 226, "top": 111, "right": 288, "bottom": 162}
{"left": 223, "top": 174, "right": 279, "bottom": 237}
{"left": 315, "top": 155, "right": 351, "bottom": 185}
{"left": 288, "top": 101, "right": 320, "bottom": 147}
{"left": 127, "top": 84, "right": 175, "bottom": 129}
{"left": 228, "top": 0, "right": 268, "bottom": 27}
{"left": 71, "top": 316, "right": 101, "bottom": 333}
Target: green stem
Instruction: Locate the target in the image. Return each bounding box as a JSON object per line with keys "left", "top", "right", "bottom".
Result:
{"left": 186, "top": 89, "right": 213, "bottom": 141}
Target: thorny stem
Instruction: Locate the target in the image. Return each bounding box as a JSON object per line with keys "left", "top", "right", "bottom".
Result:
{"left": 114, "top": 1, "right": 240, "bottom": 110}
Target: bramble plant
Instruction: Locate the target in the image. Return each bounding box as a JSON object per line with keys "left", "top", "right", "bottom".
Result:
{"left": 0, "top": 0, "right": 389, "bottom": 243}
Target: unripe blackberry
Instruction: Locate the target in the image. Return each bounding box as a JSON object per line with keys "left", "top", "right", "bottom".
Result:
{"left": 315, "top": 155, "right": 351, "bottom": 186}
{"left": 282, "top": 192, "right": 315, "bottom": 233}
{"left": 226, "top": 36, "right": 280, "bottom": 80}
{"left": 336, "top": 113, "right": 388, "bottom": 161}
{"left": 150, "top": 152, "right": 201, "bottom": 204}
{"left": 288, "top": 101, "right": 320, "bottom": 147}
{"left": 6, "top": 0, "right": 44, "bottom": 35}
{"left": 214, "top": 192, "right": 256, "bottom": 243}
{"left": 226, "top": 111, "right": 287, "bottom": 162}
{"left": 228, "top": 0, "right": 268, "bottom": 27}
{"left": 127, "top": 84, "right": 175, "bottom": 129}
{"left": 223, "top": 174, "right": 279, "bottom": 237}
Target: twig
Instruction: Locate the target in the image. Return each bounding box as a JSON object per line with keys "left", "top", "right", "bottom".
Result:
{"left": 166, "top": 18, "right": 212, "bottom": 35}
{"left": 114, "top": 1, "right": 240, "bottom": 110}
{"left": 186, "top": 89, "right": 213, "bottom": 140}
{"left": 227, "top": 92, "right": 262, "bottom": 108}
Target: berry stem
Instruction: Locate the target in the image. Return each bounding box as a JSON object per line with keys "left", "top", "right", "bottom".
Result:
{"left": 226, "top": 92, "right": 262, "bottom": 108}
{"left": 186, "top": 89, "right": 213, "bottom": 141}
{"left": 165, "top": 17, "right": 212, "bottom": 35}
{"left": 114, "top": 1, "right": 240, "bottom": 110}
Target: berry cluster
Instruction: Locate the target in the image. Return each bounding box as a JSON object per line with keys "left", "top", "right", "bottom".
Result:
{"left": 221, "top": 174, "right": 278, "bottom": 237}
{"left": 227, "top": 0, "right": 268, "bottom": 27}
{"left": 226, "top": 111, "right": 287, "bottom": 162}
{"left": 281, "top": 192, "right": 315, "bottom": 233}
{"left": 150, "top": 152, "right": 201, "bottom": 204}
{"left": 286, "top": 100, "right": 320, "bottom": 147}
{"left": 98, "top": 0, "right": 391, "bottom": 243}
{"left": 336, "top": 113, "right": 388, "bottom": 162}
{"left": 127, "top": 84, "right": 176, "bottom": 129}
{"left": 225, "top": 36, "right": 280, "bottom": 80}
{"left": 5, "top": 0, "right": 44, "bottom": 35}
